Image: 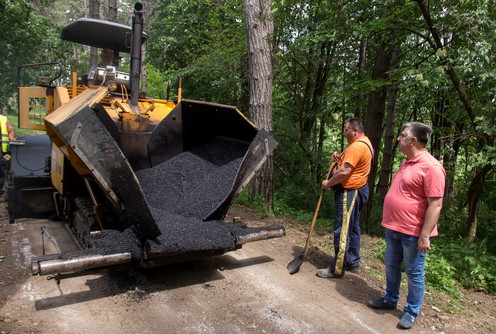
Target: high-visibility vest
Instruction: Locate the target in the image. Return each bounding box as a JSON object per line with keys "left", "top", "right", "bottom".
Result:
{"left": 0, "top": 115, "right": 9, "bottom": 153}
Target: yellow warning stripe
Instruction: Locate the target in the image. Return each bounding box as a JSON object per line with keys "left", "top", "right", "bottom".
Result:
{"left": 334, "top": 189, "right": 358, "bottom": 275}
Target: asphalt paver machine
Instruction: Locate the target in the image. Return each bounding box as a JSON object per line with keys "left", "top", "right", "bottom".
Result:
{"left": 13, "top": 3, "right": 284, "bottom": 280}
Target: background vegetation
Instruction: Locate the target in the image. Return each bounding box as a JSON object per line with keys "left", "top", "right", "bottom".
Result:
{"left": 1, "top": 0, "right": 495, "bottom": 296}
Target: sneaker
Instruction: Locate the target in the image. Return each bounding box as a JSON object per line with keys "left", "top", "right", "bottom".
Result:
{"left": 367, "top": 297, "right": 397, "bottom": 310}
{"left": 398, "top": 312, "right": 417, "bottom": 329}
{"left": 316, "top": 268, "right": 342, "bottom": 279}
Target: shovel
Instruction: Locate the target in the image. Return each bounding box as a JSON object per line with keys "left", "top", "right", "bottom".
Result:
{"left": 287, "top": 163, "right": 335, "bottom": 274}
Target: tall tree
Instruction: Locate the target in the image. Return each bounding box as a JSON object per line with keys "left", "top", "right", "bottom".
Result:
{"left": 360, "top": 41, "right": 396, "bottom": 232}
{"left": 377, "top": 47, "right": 401, "bottom": 201}
{"left": 243, "top": 0, "right": 275, "bottom": 210}
{"left": 412, "top": 0, "right": 496, "bottom": 241}
{"left": 140, "top": 0, "right": 149, "bottom": 93}
{"left": 89, "top": 0, "right": 100, "bottom": 66}
{"left": 108, "top": 0, "right": 117, "bottom": 22}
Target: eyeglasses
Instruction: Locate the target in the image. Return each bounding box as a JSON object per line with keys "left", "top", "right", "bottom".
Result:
{"left": 399, "top": 133, "right": 415, "bottom": 141}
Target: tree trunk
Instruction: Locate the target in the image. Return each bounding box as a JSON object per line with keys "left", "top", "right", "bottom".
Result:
{"left": 360, "top": 43, "right": 395, "bottom": 233}
{"left": 89, "top": 0, "right": 100, "bottom": 67}
{"left": 354, "top": 37, "right": 368, "bottom": 119}
{"left": 465, "top": 164, "right": 492, "bottom": 242}
{"left": 243, "top": 0, "right": 274, "bottom": 210}
{"left": 315, "top": 117, "right": 327, "bottom": 184}
{"left": 238, "top": 52, "right": 250, "bottom": 118}
{"left": 376, "top": 45, "right": 400, "bottom": 201}
{"left": 108, "top": 0, "right": 117, "bottom": 22}
{"left": 377, "top": 82, "right": 399, "bottom": 201}
{"left": 302, "top": 42, "right": 335, "bottom": 141}
{"left": 140, "top": 0, "right": 148, "bottom": 93}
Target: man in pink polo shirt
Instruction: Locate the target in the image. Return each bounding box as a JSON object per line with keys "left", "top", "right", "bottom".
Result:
{"left": 368, "top": 122, "right": 445, "bottom": 330}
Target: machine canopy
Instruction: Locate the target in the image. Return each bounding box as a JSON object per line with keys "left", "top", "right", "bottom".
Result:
{"left": 60, "top": 18, "right": 148, "bottom": 53}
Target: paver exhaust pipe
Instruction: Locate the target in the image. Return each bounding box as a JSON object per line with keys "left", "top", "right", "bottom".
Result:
{"left": 130, "top": 2, "right": 143, "bottom": 107}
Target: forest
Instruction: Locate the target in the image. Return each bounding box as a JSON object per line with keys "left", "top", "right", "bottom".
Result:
{"left": 1, "top": 0, "right": 495, "bottom": 295}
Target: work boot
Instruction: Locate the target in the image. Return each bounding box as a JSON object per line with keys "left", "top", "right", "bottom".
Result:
{"left": 367, "top": 297, "right": 397, "bottom": 310}
{"left": 346, "top": 265, "right": 360, "bottom": 274}
{"left": 397, "top": 312, "right": 417, "bottom": 329}
{"left": 316, "top": 268, "right": 342, "bottom": 279}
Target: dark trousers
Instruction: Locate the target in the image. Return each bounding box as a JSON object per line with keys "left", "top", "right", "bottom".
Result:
{"left": 0, "top": 157, "right": 6, "bottom": 194}
{"left": 329, "top": 184, "right": 369, "bottom": 275}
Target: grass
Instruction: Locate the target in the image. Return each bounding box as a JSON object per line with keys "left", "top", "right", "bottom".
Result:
{"left": 7, "top": 114, "right": 45, "bottom": 138}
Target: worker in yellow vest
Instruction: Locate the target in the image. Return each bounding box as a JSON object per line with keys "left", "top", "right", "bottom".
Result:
{"left": 0, "top": 115, "right": 15, "bottom": 201}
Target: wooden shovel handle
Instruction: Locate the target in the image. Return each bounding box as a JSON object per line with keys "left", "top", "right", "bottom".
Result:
{"left": 302, "top": 164, "right": 335, "bottom": 257}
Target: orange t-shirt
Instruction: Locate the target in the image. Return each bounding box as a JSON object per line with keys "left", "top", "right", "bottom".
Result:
{"left": 339, "top": 137, "right": 373, "bottom": 189}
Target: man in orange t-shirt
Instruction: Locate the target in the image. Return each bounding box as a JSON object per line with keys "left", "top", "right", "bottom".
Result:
{"left": 317, "top": 118, "right": 373, "bottom": 279}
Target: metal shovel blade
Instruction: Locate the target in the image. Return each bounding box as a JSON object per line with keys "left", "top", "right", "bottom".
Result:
{"left": 287, "top": 254, "right": 304, "bottom": 275}
{"left": 287, "top": 165, "right": 333, "bottom": 276}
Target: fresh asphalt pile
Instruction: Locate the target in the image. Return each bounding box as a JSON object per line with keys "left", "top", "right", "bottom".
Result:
{"left": 85, "top": 228, "right": 142, "bottom": 257}
{"left": 137, "top": 137, "right": 247, "bottom": 220}
{"left": 58, "top": 227, "right": 143, "bottom": 259}
{"left": 138, "top": 136, "right": 271, "bottom": 254}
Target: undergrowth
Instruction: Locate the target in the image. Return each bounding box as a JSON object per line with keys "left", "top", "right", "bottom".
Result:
{"left": 434, "top": 239, "right": 496, "bottom": 293}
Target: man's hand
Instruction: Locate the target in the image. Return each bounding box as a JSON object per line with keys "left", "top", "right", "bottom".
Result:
{"left": 418, "top": 236, "right": 431, "bottom": 253}
{"left": 321, "top": 162, "right": 353, "bottom": 190}
{"left": 418, "top": 197, "right": 443, "bottom": 253}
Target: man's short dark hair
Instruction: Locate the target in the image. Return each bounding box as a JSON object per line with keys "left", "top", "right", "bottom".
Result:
{"left": 404, "top": 122, "right": 432, "bottom": 147}
{"left": 346, "top": 118, "right": 364, "bottom": 133}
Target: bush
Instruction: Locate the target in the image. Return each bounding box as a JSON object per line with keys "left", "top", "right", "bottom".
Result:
{"left": 234, "top": 188, "right": 269, "bottom": 214}
{"left": 436, "top": 239, "right": 496, "bottom": 293}
{"left": 425, "top": 247, "right": 464, "bottom": 300}
{"left": 273, "top": 197, "right": 331, "bottom": 229}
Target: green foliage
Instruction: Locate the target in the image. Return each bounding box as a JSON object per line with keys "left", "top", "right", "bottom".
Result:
{"left": 0, "top": 0, "right": 71, "bottom": 112}
{"left": 369, "top": 236, "right": 496, "bottom": 298}
{"left": 146, "top": 0, "right": 247, "bottom": 106}
{"left": 372, "top": 238, "right": 386, "bottom": 263}
{"left": 425, "top": 247, "right": 465, "bottom": 300}
{"left": 234, "top": 188, "right": 270, "bottom": 215}
{"left": 273, "top": 197, "right": 331, "bottom": 229}
{"left": 370, "top": 237, "right": 496, "bottom": 297}
{"left": 144, "top": 64, "right": 172, "bottom": 100}
{"left": 369, "top": 238, "right": 464, "bottom": 300}
{"left": 436, "top": 239, "right": 496, "bottom": 293}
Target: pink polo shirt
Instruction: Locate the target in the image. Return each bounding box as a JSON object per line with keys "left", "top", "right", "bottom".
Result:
{"left": 382, "top": 151, "right": 446, "bottom": 237}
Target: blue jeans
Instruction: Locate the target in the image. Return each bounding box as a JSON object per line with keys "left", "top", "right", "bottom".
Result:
{"left": 384, "top": 229, "right": 427, "bottom": 317}
{"left": 329, "top": 184, "right": 369, "bottom": 275}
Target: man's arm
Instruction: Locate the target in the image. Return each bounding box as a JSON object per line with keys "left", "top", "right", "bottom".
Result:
{"left": 418, "top": 197, "right": 443, "bottom": 253}
{"left": 6, "top": 122, "right": 15, "bottom": 140}
{"left": 321, "top": 163, "right": 353, "bottom": 189}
